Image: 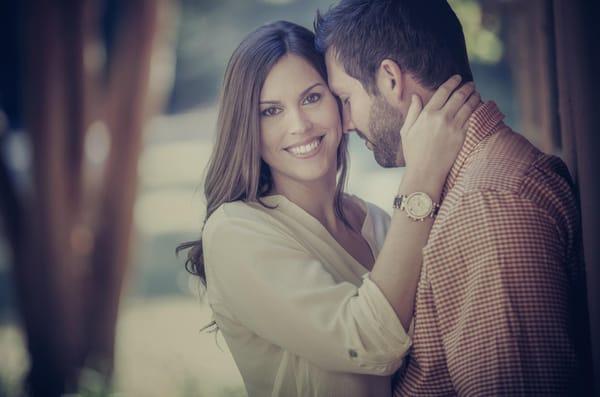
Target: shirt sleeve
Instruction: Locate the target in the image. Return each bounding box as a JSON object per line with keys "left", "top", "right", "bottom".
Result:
{"left": 203, "top": 207, "right": 411, "bottom": 375}
{"left": 426, "top": 190, "right": 580, "bottom": 395}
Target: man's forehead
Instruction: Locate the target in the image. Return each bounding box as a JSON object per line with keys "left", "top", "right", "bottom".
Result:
{"left": 324, "top": 50, "right": 345, "bottom": 92}
{"left": 324, "top": 49, "right": 342, "bottom": 71}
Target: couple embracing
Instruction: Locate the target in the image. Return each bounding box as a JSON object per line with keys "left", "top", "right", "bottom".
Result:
{"left": 180, "top": 0, "right": 588, "bottom": 395}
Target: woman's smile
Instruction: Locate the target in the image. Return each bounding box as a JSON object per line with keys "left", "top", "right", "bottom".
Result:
{"left": 284, "top": 135, "right": 325, "bottom": 158}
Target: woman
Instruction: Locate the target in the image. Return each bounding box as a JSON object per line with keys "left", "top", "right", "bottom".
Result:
{"left": 179, "top": 21, "right": 478, "bottom": 397}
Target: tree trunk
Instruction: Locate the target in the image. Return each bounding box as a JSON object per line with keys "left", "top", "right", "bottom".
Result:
{"left": 4, "top": 0, "right": 163, "bottom": 395}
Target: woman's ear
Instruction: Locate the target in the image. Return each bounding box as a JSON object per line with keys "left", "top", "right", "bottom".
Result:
{"left": 376, "top": 59, "right": 404, "bottom": 106}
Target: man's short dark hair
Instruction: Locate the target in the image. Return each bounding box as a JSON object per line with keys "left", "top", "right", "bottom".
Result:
{"left": 314, "top": 0, "right": 473, "bottom": 95}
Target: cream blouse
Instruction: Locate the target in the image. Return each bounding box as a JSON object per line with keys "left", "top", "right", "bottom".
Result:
{"left": 203, "top": 195, "right": 411, "bottom": 397}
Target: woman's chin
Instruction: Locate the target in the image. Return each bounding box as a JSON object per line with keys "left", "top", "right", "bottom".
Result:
{"left": 273, "top": 163, "right": 337, "bottom": 188}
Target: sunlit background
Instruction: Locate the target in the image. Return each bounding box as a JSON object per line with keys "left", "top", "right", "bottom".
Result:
{"left": 0, "top": 0, "right": 524, "bottom": 395}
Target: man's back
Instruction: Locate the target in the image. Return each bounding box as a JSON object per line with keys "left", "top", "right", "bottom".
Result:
{"left": 394, "top": 102, "right": 589, "bottom": 395}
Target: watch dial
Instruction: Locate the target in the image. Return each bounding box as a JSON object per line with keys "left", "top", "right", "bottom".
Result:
{"left": 407, "top": 192, "right": 433, "bottom": 218}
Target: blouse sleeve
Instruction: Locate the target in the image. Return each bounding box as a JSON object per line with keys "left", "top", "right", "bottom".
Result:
{"left": 203, "top": 207, "right": 411, "bottom": 375}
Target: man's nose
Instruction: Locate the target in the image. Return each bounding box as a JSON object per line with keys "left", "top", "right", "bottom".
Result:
{"left": 342, "top": 109, "right": 356, "bottom": 134}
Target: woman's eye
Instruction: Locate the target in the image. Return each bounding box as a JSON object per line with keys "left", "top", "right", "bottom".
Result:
{"left": 302, "top": 92, "right": 321, "bottom": 105}
{"left": 261, "top": 107, "right": 282, "bottom": 117}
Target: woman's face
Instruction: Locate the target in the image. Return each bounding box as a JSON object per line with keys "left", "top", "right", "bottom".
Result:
{"left": 259, "top": 54, "right": 342, "bottom": 192}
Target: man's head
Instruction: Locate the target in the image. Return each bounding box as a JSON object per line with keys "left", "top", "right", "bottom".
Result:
{"left": 315, "top": 0, "right": 473, "bottom": 167}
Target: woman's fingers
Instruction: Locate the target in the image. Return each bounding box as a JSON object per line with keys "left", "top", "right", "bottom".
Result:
{"left": 441, "top": 82, "right": 475, "bottom": 118}
{"left": 400, "top": 94, "right": 423, "bottom": 139}
{"left": 424, "top": 74, "right": 462, "bottom": 111}
{"left": 398, "top": 76, "right": 480, "bottom": 174}
{"left": 455, "top": 91, "right": 481, "bottom": 129}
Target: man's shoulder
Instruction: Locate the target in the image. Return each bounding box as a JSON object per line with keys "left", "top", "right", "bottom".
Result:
{"left": 458, "top": 126, "right": 539, "bottom": 193}
{"left": 458, "top": 126, "right": 573, "bottom": 200}
{"left": 439, "top": 126, "right": 578, "bottom": 237}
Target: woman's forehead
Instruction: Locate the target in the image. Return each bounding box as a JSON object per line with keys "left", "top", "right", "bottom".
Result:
{"left": 260, "top": 54, "right": 324, "bottom": 100}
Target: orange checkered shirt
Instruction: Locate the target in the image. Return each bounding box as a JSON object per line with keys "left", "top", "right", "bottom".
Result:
{"left": 393, "top": 102, "right": 589, "bottom": 396}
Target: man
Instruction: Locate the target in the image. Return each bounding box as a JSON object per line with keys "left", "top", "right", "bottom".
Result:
{"left": 315, "top": 0, "right": 591, "bottom": 395}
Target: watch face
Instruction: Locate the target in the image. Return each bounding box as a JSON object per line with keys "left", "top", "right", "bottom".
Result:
{"left": 406, "top": 192, "right": 433, "bottom": 218}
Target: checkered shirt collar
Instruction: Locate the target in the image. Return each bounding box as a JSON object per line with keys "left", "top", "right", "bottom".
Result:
{"left": 442, "top": 101, "right": 505, "bottom": 198}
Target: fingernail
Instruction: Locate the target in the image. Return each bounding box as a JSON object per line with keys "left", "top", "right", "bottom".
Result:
{"left": 412, "top": 94, "right": 417, "bottom": 102}
{"left": 454, "top": 74, "right": 462, "bottom": 81}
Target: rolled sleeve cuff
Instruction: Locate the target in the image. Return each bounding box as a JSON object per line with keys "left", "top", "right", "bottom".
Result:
{"left": 349, "top": 274, "right": 412, "bottom": 374}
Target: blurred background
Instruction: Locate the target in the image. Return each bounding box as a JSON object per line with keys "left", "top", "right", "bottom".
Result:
{"left": 0, "top": 0, "right": 598, "bottom": 396}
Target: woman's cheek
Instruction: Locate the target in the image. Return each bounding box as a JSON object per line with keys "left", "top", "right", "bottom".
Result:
{"left": 320, "top": 100, "right": 342, "bottom": 127}
{"left": 260, "top": 130, "right": 276, "bottom": 160}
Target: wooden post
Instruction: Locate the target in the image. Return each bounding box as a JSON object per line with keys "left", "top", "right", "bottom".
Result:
{"left": 4, "top": 0, "right": 165, "bottom": 395}
{"left": 553, "top": 0, "right": 600, "bottom": 394}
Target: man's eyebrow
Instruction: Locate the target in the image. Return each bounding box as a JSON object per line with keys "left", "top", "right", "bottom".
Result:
{"left": 327, "top": 83, "right": 340, "bottom": 97}
{"left": 260, "top": 82, "right": 323, "bottom": 105}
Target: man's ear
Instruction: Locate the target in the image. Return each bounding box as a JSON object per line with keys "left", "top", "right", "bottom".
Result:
{"left": 376, "top": 59, "right": 404, "bottom": 105}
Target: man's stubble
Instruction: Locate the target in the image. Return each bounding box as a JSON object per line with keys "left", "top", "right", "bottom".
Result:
{"left": 367, "top": 94, "right": 405, "bottom": 168}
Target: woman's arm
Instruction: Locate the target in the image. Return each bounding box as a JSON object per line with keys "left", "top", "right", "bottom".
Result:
{"left": 204, "top": 208, "right": 410, "bottom": 375}
{"left": 369, "top": 76, "right": 481, "bottom": 329}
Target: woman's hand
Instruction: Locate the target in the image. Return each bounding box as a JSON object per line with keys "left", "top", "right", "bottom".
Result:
{"left": 399, "top": 75, "right": 480, "bottom": 189}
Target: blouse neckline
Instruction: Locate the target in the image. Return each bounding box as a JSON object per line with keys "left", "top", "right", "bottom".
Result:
{"left": 258, "top": 194, "right": 377, "bottom": 274}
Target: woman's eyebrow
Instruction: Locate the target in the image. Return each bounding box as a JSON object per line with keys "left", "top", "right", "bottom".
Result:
{"left": 259, "top": 82, "right": 324, "bottom": 105}
{"left": 298, "top": 82, "right": 323, "bottom": 99}
{"left": 259, "top": 99, "right": 281, "bottom": 105}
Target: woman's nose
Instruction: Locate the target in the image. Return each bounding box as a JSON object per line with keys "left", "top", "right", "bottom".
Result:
{"left": 289, "top": 109, "right": 313, "bottom": 134}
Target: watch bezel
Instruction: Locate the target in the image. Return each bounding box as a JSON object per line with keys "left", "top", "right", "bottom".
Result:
{"left": 394, "top": 192, "right": 440, "bottom": 221}
{"left": 404, "top": 192, "right": 434, "bottom": 220}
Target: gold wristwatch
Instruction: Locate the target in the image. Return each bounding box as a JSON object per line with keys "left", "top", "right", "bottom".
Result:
{"left": 393, "top": 192, "right": 440, "bottom": 221}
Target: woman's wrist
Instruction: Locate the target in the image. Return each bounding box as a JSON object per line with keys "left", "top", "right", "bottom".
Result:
{"left": 398, "top": 166, "right": 446, "bottom": 201}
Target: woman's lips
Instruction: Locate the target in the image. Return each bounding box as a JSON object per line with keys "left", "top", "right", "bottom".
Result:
{"left": 285, "top": 135, "right": 324, "bottom": 157}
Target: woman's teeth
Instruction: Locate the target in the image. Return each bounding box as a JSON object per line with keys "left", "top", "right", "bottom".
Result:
{"left": 287, "top": 137, "right": 322, "bottom": 156}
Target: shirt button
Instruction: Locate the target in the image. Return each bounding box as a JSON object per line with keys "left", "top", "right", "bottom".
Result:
{"left": 349, "top": 349, "right": 358, "bottom": 358}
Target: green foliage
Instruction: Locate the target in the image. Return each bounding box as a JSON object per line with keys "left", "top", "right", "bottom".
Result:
{"left": 449, "top": 0, "right": 504, "bottom": 64}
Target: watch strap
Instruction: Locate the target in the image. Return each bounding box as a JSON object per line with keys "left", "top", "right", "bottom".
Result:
{"left": 393, "top": 193, "right": 440, "bottom": 219}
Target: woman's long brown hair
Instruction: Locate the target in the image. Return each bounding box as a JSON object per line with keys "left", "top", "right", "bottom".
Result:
{"left": 177, "top": 21, "right": 350, "bottom": 285}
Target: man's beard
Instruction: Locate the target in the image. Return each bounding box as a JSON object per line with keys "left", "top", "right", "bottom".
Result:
{"left": 366, "top": 95, "right": 405, "bottom": 168}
